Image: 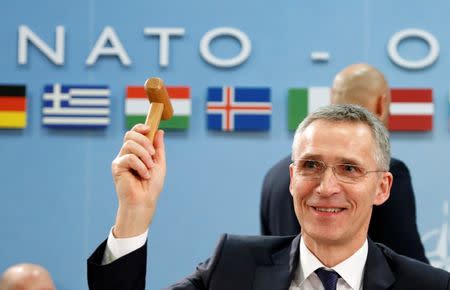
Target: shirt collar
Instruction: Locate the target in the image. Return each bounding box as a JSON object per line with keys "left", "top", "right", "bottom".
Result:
{"left": 297, "top": 237, "right": 368, "bottom": 289}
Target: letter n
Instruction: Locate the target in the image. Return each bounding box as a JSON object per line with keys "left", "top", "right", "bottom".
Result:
{"left": 18, "top": 25, "right": 65, "bottom": 65}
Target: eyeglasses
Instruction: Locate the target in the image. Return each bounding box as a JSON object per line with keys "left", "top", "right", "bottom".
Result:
{"left": 292, "top": 159, "right": 386, "bottom": 184}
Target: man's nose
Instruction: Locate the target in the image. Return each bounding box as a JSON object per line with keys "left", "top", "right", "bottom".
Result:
{"left": 316, "top": 166, "right": 341, "bottom": 196}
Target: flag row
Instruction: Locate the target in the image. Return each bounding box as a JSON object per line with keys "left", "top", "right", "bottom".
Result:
{"left": 0, "top": 84, "right": 436, "bottom": 131}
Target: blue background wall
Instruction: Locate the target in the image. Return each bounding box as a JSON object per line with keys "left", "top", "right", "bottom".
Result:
{"left": 1, "top": 0, "right": 449, "bottom": 289}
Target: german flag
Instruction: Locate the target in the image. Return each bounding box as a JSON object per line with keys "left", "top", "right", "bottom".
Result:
{"left": 0, "top": 85, "right": 26, "bottom": 128}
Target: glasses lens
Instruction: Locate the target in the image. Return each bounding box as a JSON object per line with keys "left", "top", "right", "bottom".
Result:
{"left": 296, "top": 160, "right": 323, "bottom": 177}
{"left": 334, "top": 164, "right": 365, "bottom": 181}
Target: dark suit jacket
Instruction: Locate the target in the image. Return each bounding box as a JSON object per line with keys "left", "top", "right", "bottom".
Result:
{"left": 88, "top": 235, "right": 449, "bottom": 290}
{"left": 260, "top": 155, "right": 429, "bottom": 263}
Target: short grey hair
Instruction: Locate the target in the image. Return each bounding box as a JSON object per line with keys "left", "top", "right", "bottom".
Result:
{"left": 292, "top": 104, "right": 390, "bottom": 171}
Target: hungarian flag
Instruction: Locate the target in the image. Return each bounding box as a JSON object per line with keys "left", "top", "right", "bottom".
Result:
{"left": 288, "top": 87, "right": 330, "bottom": 131}
{"left": 126, "top": 86, "right": 191, "bottom": 130}
{"left": 389, "top": 88, "right": 433, "bottom": 131}
{"left": 0, "top": 85, "right": 26, "bottom": 128}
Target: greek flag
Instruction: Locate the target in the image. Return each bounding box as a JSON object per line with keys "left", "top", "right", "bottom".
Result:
{"left": 42, "top": 84, "right": 110, "bottom": 128}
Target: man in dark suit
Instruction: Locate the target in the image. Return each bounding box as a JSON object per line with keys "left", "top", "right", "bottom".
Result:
{"left": 88, "top": 105, "right": 449, "bottom": 289}
{"left": 261, "top": 63, "right": 429, "bottom": 263}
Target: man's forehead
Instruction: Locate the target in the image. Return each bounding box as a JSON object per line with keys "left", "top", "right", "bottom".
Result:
{"left": 302, "top": 119, "right": 372, "bottom": 136}
{"left": 293, "top": 120, "right": 376, "bottom": 162}
{"left": 295, "top": 150, "right": 366, "bottom": 165}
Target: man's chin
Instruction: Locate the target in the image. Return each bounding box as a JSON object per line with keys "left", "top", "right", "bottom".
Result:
{"left": 301, "top": 226, "right": 346, "bottom": 244}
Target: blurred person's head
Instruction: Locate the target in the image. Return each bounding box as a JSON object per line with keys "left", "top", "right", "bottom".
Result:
{"left": 331, "top": 63, "right": 391, "bottom": 127}
{"left": 0, "top": 263, "right": 55, "bottom": 290}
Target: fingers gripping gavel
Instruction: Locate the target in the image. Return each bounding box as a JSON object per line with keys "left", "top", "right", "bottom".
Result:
{"left": 144, "top": 77, "right": 174, "bottom": 143}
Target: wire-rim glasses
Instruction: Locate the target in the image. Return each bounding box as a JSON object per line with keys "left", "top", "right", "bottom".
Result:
{"left": 292, "top": 159, "right": 386, "bottom": 184}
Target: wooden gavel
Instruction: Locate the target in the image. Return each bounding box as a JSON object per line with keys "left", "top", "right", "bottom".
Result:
{"left": 144, "top": 77, "right": 174, "bottom": 143}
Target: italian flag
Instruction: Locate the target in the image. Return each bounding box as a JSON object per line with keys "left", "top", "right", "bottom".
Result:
{"left": 389, "top": 88, "right": 433, "bottom": 131}
{"left": 126, "top": 86, "right": 191, "bottom": 130}
{"left": 288, "top": 87, "right": 330, "bottom": 131}
{"left": 0, "top": 85, "right": 26, "bottom": 128}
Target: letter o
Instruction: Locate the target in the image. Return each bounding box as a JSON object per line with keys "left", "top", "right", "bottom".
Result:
{"left": 200, "top": 27, "right": 251, "bottom": 68}
{"left": 387, "top": 28, "right": 439, "bottom": 70}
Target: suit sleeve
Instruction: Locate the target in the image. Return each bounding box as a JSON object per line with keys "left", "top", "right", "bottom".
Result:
{"left": 88, "top": 235, "right": 227, "bottom": 290}
{"left": 369, "top": 159, "right": 429, "bottom": 263}
{"left": 87, "top": 240, "right": 147, "bottom": 290}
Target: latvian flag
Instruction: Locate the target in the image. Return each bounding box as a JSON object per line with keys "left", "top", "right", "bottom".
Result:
{"left": 389, "top": 88, "right": 433, "bottom": 131}
{"left": 125, "top": 86, "right": 191, "bottom": 130}
{"left": 288, "top": 87, "right": 330, "bottom": 131}
{"left": 0, "top": 85, "right": 26, "bottom": 128}
{"left": 207, "top": 87, "right": 271, "bottom": 131}
{"left": 42, "top": 84, "right": 110, "bottom": 128}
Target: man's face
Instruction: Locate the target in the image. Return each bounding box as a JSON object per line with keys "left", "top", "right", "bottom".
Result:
{"left": 289, "top": 120, "right": 392, "bottom": 247}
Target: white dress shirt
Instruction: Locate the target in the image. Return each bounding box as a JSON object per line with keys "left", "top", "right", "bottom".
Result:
{"left": 289, "top": 237, "right": 368, "bottom": 290}
{"left": 101, "top": 227, "right": 148, "bottom": 265}
{"left": 102, "top": 229, "right": 368, "bottom": 290}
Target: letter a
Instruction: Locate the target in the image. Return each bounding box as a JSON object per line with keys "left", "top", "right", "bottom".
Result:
{"left": 86, "top": 26, "right": 131, "bottom": 66}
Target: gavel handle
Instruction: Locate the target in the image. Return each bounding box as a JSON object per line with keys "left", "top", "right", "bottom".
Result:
{"left": 145, "top": 102, "right": 164, "bottom": 144}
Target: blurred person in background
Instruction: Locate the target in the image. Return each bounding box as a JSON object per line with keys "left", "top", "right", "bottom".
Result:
{"left": 0, "top": 263, "right": 55, "bottom": 290}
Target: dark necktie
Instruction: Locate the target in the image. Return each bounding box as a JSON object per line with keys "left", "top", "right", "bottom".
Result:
{"left": 315, "top": 268, "right": 340, "bottom": 290}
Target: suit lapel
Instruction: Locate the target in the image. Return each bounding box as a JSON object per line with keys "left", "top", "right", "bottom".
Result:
{"left": 252, "top": 236, "right": 397, "bottom": 290}
{"left": 362, "top": 239, "right": 395, "bottom": 290}
{"left": 252, "top": 235, "right": 300, "bottom": 290}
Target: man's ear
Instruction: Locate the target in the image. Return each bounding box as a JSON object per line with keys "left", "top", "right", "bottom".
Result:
{"left": 289, "top": 163, "right": 295, "bottom": 197}
{"left": 373, "top": 171, "right": 393, "bottom": 206}
{"left": 376, "top": 93, "right": 389, "bottom": 121}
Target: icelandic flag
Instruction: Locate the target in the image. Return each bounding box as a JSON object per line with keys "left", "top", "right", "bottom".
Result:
{"left": 207, "top": 87, "right": 271, "bottom": 131}
{"left": 42, "top": 84, "right": 110, "bottom": 128}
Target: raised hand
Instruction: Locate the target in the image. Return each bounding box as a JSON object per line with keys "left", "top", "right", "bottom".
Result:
{"left": 111, "top": 124, "right": 166, "bottom": 238}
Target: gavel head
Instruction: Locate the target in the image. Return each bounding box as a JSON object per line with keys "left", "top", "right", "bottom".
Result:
{"left": 144, "top": 77, "right": 174, "bottom": 120}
